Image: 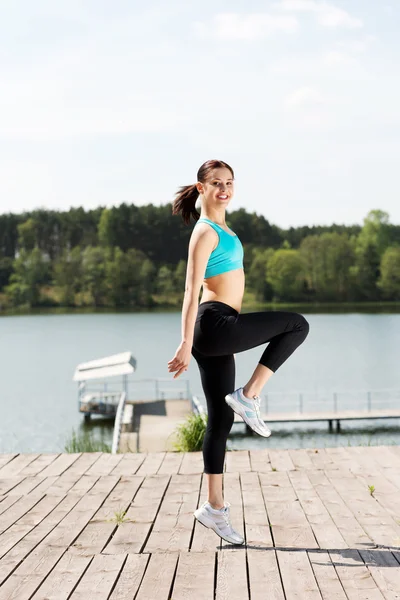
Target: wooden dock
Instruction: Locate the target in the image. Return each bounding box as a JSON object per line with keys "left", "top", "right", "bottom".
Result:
{"left": 1, "top": 446, "right": 400, "bottom": 599}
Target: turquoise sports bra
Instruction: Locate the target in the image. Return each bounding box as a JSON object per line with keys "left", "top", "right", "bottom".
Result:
{"left": 195, "top": 217, "right": 244, "bottom": 279}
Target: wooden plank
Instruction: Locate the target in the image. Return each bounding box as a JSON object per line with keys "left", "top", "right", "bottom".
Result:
{"left": 0, "top": 493, "right": 45, "bottom": 534}
{"left": 134, "top": 553, "right": 178, "bottom": 600}
{"left": 108, "top": 554, "right": 149, "bottom": 600}
{"left": 289, "top": 448, "right": 315, "bottom": 469}
{"left": 67, "top": 554, "right": 126, "bottom": 599}
{"left": 18, "top": 454, "right": 60, "bottom": 477}
{"left": 171, "top": 551, "right": 215, "bottom": 600}
{"left": 0, "top": 455, "right": 18, "bottom": 470}
{"left": 37, "top": 470, "right": 91, "bottom": 497}
{"left": 0, "top": 495, "right": 66, "bottom": 559}
{"left": 259, "top": 472, "right": 318, "bottom": 549}
{"left": 5, "top": 476, "right": 54, "bottom": 497}
{"left": 216, "top": 549, "right": 249, "bottom": 599}
{"left": 103, "top": 474, "right": 169, "bottom": 554}
{"left": 144, "top": 474, "right": 200, "bottom": 553}
{"left": 0, "top": 476, "right": 121, "bottom": 595}
{"left": 179, "top": 451, "right": 204, "bottom": 474}
{"left": 0, "top": 454, "right": 40, "bottom": 478}
{"left": 0, "top": 495, "right": 82, "bottom": 585}
{"left": 329, "top": 549, "right": 386, "bottom": 600}
{"left": 241, "top": 471, "right": 273, "bottom": 549}
{"left": 306, "top": 448, "right": 335, "bottom": 470}
{"left": 269, "top": 449, "right": 296, "bottom": 471}
{"left": 358, "top": 548, "right": 400, "bottom": 598}
{"left": 69, "top": 476, "right": 143, "bottom": 556}
{"left": 324, "top": 465, "right": 400, "bottom": 548}
{"left": 40, "top": 476, "right": 120, "bottom": 550}
{"left": 0, "top": 545, "right": 67, "bottom": 600}
{"left": 136, "top": 452, "right": 166, "bottom": 475}
{"left": 277, "top": 549, "right": 322, "bottom": 599}
{"left": 30, "top": 552, "right": 92, "bottom": 600}
{"left": 247, "top": 549, "right": 285, "bottom": 599}
{"left": 60, "top": 452, "right": 103, "bottom": 477}
{"left": 0, "top": 494, "right": 22, "bottom": 517}
{"left": 308, "top": 550, "right": 348, "bottom": 600}
{"left": 0, "top": 477, "right": 25, "bottom": 496}
{"left": 249, "top": 449, "right": 272, "bottom": 473}
{"left": 38, "top": 453, "right": 82, "bottom": 478}
{"left": 155, "top": 451, "right": 183, "bottom": 475}
{"left": 307, "top": 470, "right": 373, "bottom": 548}
{"left": 288, "top": 470, "right": 347, "bottom": 549}
{"left": 109, "top": 453, "right": 146, "bottom": 476}
{"left": 225, "top": 450, "right": 251, "bottom": 472}
{"left": 85, "top": 453, "right": 125, "bottom": 476}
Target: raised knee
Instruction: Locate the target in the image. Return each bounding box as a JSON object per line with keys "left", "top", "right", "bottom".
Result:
{"left": 298, "top": 314, "right": 310, "bottom": 337}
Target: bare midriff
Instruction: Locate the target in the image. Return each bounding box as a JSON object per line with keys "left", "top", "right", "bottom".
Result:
{"left": 199, "top": 268, "right": 245, "bottom": 313}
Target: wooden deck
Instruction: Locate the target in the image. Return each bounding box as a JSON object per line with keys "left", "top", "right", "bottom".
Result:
{"left": 0, "top": 446, "right": 400, "bottom": 599}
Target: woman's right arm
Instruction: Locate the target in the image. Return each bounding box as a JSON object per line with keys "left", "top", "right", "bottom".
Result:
{"left": 167, "top": 225, "right": 217, "bottom": 378}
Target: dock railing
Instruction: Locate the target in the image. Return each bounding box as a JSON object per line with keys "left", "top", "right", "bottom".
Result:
{"left": 111, "top": 391, "right": 126, "bottom": 454}
{"left": 191, "top": 388, "right": 400, "bottom": 431}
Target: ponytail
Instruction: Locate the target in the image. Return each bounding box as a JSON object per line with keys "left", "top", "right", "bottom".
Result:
{"left": 172, "top": 183, "right": 200, "bottom": 225}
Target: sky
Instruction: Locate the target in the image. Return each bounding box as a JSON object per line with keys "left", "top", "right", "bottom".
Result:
{"left": 0, "top": 0, "right": 399, "bottom": 229}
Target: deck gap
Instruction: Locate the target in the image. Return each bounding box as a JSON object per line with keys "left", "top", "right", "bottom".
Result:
{"left": 105, "top": 552, "right": 129, "bottom": 600}
{"left": 188, "top": 470, "right": 204, "bottom": 552}
{"left": 139, "top": 474, "right": 173, "bottom": 553}
{"left": 213, "top": 550, "right": 218, "bottom": 600}
{"left": 167, "top": 552, "right": 181, "bottom": 600}
{"left": 65, "top": 554, "right": 96, "bottom": 600}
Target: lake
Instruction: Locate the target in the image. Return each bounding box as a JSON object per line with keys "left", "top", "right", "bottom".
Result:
{"left": 1, "top": 308, "right": 400, "bottom": 453}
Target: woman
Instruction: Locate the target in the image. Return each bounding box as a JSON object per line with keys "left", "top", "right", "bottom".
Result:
{"left": 168, "top": 159, "right": 309, "bottom": 545}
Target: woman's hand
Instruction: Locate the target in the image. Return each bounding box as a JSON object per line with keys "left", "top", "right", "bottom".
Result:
{"left": 167, "top": 341, "right": 192, "bottom": 379}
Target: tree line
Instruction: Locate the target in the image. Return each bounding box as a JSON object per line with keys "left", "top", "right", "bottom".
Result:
{"left": 0, "top": 204, "right": 399, "bottom": 310}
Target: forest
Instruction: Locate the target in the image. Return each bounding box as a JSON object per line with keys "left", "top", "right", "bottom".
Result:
{"left": 0, "top": 204, "right": 399, "bottom": 310}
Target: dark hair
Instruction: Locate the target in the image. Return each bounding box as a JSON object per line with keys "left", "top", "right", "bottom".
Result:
{"left": 172, "top": 159, "right": 235, "bottom": 225}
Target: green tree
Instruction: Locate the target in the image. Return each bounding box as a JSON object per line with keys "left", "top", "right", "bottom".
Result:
{"left": 156, "top": 265, "right": 175, "bottom": 296}
{"left": 104, "top": 247, "right": 148, "bottom": 306}
{"left": 174, "top": 260, "right": 187, "bottom": 290}
{"left": 140, "top": 258, "right": 157, "bottom": 302}
{"left": 266, "top": 249, "right": 306, "bottom": 301}
{"left": 81, "top": 246, "right": 108, "bottom": 306}
{"left": 247, "top": 248, "right": 274, "bottom": 301}
{"left": 53, "top": 246, "right": 82, "bottom": 305}
{"left": 17, "top": 218, "right": 37, "bottom": 252}
{"left": 5, "top": 248, "right": 50, "bottom": 307}
{"left": 300, "top": 233, "right": 355, "bottom": 301}
{"left": 378, "top": 247, "right": 400, "bottom": 299}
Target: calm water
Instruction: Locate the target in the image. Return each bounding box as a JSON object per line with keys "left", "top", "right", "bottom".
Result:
{"left": 1, "top": 309, "right": 399, "bottom": 453}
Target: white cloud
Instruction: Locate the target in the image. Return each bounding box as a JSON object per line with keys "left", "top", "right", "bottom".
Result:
{"left": 323, "top": 51, "right": 356, "bottom": 67}
{"left": 285, "top": 86, "right": 324, "bottom": 108}
{"left": 194, "top": 12, "right": 298, "bottom": 40}
{"left": 276, "top": 0, "right": 363, "bottom": 29}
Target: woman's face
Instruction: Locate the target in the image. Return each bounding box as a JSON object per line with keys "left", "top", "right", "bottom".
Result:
{"left": 197, "top": 167, "right": 235, "bottom": 208}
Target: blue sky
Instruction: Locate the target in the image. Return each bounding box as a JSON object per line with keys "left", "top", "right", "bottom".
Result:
{"left": 0, "top": 1, "right": 399, "bottom": 228}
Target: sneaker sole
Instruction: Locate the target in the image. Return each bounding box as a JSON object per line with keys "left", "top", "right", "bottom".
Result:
{"left": 225, "top": 394, "right": 271, "bottom": 437}
{"left": 193, "top": 510, "right": 245, "bottom": 545}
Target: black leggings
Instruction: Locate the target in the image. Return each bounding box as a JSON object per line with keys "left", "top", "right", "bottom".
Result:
{"left": 191, "top": 300, "right": 310, "bottom": 474}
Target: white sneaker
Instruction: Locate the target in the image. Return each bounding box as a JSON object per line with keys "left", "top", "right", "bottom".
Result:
{"left": 225, "top": 388, "right": 271, "bottom": 437}
{"left": 193, "top": 500, "right": 245, "bottom": 545}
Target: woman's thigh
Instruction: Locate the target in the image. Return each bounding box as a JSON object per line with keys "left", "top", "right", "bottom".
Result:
{"left": 195, "top": 310, "right": 303, "bottom": 357}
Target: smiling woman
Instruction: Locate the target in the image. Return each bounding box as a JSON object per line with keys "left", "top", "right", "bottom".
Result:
{"left": 167, "top": 158, "right": 310, "bottom": 546}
